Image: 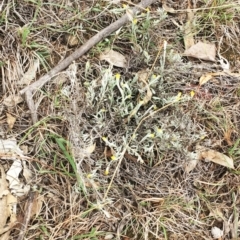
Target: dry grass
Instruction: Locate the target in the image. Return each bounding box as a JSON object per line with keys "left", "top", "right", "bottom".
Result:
{"left": 1, "top": 0, "right": 240, "bottom": 239}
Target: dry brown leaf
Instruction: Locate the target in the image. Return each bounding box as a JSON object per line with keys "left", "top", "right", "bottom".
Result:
{"left": 7, "top": 194, "right": 17, "bottom": 222}
{"left": 99, "top": 49, "right": 127, "bottom": 68}
{"left": 19, "top": 59, "right": 39, "bottom": 85}
{"left": 199, "top": 73, "right": 215, "bottom": 86}
{"left": 66, "top": 34, "right": 79, "bottom": 47}
{"left": 29, "top": 193, "right": 44, "bottom": 218}
{"left": 184, "top": 41, "right": 216, "bottom": 61}
{"left": 137, "top": 69, "right": 149, "bottom": 82}
{"left": 0, "top": 232, "right": 10, "bottom": 240}
{"left": 185, "top": 159, "right": 199, "bottom": 173}
{"left": 6, "top": 113, "right": 16, "bottom": 130}
{"left": 199, "top": 72, "right": 226, "bottom": 86}
{"left": 85, "top": 143, "right": 96, "bottom": 154}
{"left": 162, "top": 3, "right": 176, "bottom": 13}
{"left": 198, "top": 147, "right": 234, "bottom": 169}
{"left": 3, "top": 95, "right": 23, "bottom": 107}
{"left": 0, "top": 165, "right": 17, "bottom": 235}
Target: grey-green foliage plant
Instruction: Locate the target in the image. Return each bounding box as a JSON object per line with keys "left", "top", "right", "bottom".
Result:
{"left": 76, "top": 8, "right": 204, "bottom": 170}
{"left": 82, "top": 59, "right": 205, "bottom": 169}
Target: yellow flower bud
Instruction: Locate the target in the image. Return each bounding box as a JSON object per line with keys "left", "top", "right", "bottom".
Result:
{"left": 176, "top": 92, "right": 182, "bottom": 101}
{"left": 102, "top": 137, "right": 107, "bottom": 142}
{"left": 157, "top": 128, "right": 162, "bottom": 134}
{"left": 115, "top": 73, "right": 121, "bottom": 81}
{"left": 190, "top": 90, "right": 195, "bottom": 98}
{"left": 149, "top": 133, "right": 155, "bottom": 138}
{"left": 104, "top": 167, "right": 109, "bottom": 175}
{"left": 133, "top": 19, "right": 138, "bottom": 25}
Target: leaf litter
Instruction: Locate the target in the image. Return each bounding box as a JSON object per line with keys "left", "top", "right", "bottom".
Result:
{"left": 183, "top": 41, "right": 216, "bottom": 61}
{"left": 197, "top": 145, "right": 234, "bottom": 169}
{"left": 18, "top": 58, "right": 39, "bottom": 85}
{"left": 99, "top": 49, "right": 128, "bottom": 68}
{"left": 6, "top": 113, "right": 16, "bottom": 130}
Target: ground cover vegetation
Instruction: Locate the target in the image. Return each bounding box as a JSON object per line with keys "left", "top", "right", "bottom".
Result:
{"left": 0, "top": 0, "right": 240, "bottom": 239}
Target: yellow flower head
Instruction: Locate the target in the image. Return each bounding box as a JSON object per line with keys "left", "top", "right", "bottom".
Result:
{"left": 148, "top": 133, "right": 155, "bottom": 138}
{"left": 190, "top": 90, "right": 195, "bottom": 98}
{"left": 122, "top": 4, "right": 128, "bottom": 9}
{"left": 176, "top": 92, "right": 182, "bottom": 101}
{"left": 87, "top": 174, "right": 93, "bottom": 179}
{"left": 157, "top": 128, "right": 163, "bottom": 134}
{"left": 133, "top": 18, "right": 138, "bottom": 25}
{"left": 145, "top": 8, "right": 150, "bottom": 12}
{"left": 102, "top": 137, "right": 107, "bottom": 142}
{"left": 104, "top": 167, "right": 109, "bottom": 175}
{"left": 111, "top": 155, "right": 117, "bottom": 161}
{"left": 115, "top": 73, "right": 121, "bottom": 81}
